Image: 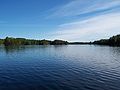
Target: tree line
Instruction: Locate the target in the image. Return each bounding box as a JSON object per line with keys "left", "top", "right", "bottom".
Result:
{"left": 0, "top": 39, "right": 4, "bottom": 45}
{"left": 0, "top": 34, "right": 120, "bottom": 46}
{"left": 0, "top": 37, "right": 68, "bottom": 46}
{"left": 93, "top": 34, "right": 120, "bottom": 46}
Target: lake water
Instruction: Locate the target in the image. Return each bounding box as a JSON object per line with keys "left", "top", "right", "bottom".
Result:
{"left": 0, "top": 45, "right": 120, "bottom": 90}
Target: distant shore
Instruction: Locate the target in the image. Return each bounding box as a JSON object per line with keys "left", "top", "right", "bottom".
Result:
{"left": 0, "top": 34, "right": 120, "bottom": 46}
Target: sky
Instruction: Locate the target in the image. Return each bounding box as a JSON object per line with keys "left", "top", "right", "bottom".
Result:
{"left": 0, "top": 0, "right": 120, "bottom": 41}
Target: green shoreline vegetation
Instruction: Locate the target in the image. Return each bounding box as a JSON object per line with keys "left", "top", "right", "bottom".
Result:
{"left": 0, "top": 34, "right": 120, "bottom": 46}
{"left": 93, "top": 34, "right": 120, "bottom": 46}
{"left": 70, "top": 34, "right": 120, "bottom": 46}
{"left": 0, "top": 37, "right": 68, "bottom": 46}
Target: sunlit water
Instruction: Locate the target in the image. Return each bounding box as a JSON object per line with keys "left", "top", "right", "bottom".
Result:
{"left": 0, "top": 45, "right": 120, "bottom": 90}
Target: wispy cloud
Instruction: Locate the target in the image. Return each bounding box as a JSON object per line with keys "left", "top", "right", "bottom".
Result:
{"left": 50, "top": 12, "right": 120, "bottom": 41}
{"left": 49, "top": 0, "right": 120, "bottom": 18}
{"left": 47, "top": 0, "right": 120, "bottom": 41}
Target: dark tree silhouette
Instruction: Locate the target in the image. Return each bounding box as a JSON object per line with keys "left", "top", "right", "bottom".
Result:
{"left": 93, "top": 34, "right": 120, "bottom": 46}
{"left": 3, "top": 37, "right": 68, "bottom": 46}
{"left": 0, "top": 39, "right": 4, "bottom": 45}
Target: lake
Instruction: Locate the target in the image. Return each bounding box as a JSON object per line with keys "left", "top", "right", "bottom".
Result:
{"left": 0, "top": 45, "right": 120, "bottom": 90}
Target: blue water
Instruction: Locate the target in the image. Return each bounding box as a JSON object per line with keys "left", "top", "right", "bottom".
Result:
{"left": 0, "top": 45, "right": 120, "bottom": 90}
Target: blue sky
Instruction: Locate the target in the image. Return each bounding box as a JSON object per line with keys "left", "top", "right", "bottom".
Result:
{"left": 0, "top": 0, "right": 120, "bottom": 41}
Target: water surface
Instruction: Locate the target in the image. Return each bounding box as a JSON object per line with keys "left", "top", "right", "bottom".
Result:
{"left": 0, "top": 45, "right": 120, "bottom": 90}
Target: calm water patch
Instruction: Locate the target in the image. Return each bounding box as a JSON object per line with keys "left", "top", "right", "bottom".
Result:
{"left": 0, "top": 45, "right": 120, "bottom": 90}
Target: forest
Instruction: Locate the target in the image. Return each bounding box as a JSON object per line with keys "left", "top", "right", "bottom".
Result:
{"left": 0, "top": 34, "right": 120, "bottom": 46}
{"left": 93, "top": 34, "right": 120, "bottom": 46}
{"left": 0, "top": 37, "right": 68, "bottom": 46}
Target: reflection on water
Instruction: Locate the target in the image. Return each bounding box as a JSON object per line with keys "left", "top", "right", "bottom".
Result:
{"left": 0, "top": 45, "right": 120, "bottom": 90}
{"left": 4, "top": 46, "right": 26, "bottom": 54}
{"left": 3, "top": 45, "right": 68, "bottom": 53}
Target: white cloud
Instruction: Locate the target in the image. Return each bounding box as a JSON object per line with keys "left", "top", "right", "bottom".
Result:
{"left": 47, "top": 0, "right": 120, "bottom": 41}
{"left": 50, "top": 13, "right": 120, "bottom": 41}
{"left": 49, "top": 0, "right": 120, "bottom": 18}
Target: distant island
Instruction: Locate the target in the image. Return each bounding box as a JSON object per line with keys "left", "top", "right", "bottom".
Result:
{"left": 0, "top": 34, "right": 120, "bottom": 46}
